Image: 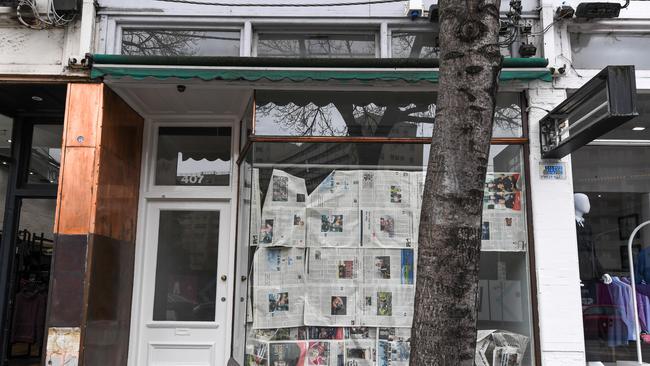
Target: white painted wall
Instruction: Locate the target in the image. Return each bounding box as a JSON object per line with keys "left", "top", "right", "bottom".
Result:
{"left": 0, "top": 1, "right": 88, "bottom": 76}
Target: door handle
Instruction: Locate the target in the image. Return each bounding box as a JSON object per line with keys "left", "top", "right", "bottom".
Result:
{"left": 220, "top": 275, "right": 227, "bottom": 281}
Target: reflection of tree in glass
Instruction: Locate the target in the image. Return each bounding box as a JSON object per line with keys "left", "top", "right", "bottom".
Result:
{"left": 121, "top": 30, "right": 238, "bottom": 56}
{"left": 391, "top": 33, "right": 439, "bottom": 58}
{"left": 256, "top": 99, "right": 435, "bottom": 137}
{"left": 493, "top": 103, "right": 522, "bottom": 135}
{"left": 257, "top": 36, "right": 375, "bottom": 58}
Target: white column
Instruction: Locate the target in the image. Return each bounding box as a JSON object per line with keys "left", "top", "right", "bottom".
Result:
{"left": 527, "top": 84, "right": 587, "bottom": 365}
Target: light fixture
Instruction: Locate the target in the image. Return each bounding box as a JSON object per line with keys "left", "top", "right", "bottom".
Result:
{"left": 575, "top": 0, "right": 630, "bottom": 19}
{"left": 633, "top": 127, "right": 646, "bottom": 131}
{"left": 29, "top": 171, "right": 34, "bottom": 175}
{"left": 31, "top": 96, "right": 43, "bottom": 102}
{"left": 2, "top": 162, "right": 6, "bottom": 165}
{"left": 7, "top": 139, "right": 11, "bottom": 143}
{"left": 540, "top": 65, "right": 638, "bottom": 159}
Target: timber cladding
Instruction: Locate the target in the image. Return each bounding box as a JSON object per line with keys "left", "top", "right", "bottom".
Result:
{"left": 46, "top": 83, "right": 144, "bottom": 366}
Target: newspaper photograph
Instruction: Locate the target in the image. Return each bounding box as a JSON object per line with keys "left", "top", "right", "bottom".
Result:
{"left": 345, "top": 339, "right": 376, "bottom": 366}
{"left": 307, "top": 207, "right": 361, "bottom": 247}
{"left": 260, "top": 207, "right": 307, "bottom": 247}
{"left": 268, "top": 341, "right": 308, "bottom": 366}
{"left": 306, "top": 248, "right": 360, "bottom": 283}
{"left": 346, "top": 327, "right": 377, "bottom": 340}
{"left": 307, "top": 341, "right": 345, "bottom": 366}
{"left": 359, "top": 286, "right": 414, "bottom": 327}
{"left": 254, "top": 247, "right": 305, "bottom": 287}
{"left": 264, "top": 169, "right": 308, "bottom": 208}
{"left": 309, "top": 170, "right": 360, "bottom": 208}
{"left": 361, "top": 249, "right": 415, "bottom": 285}
{"left": 482, "top": 172, "right": 526, "bottom": 252}
{"left": 361, "top": 209, "right": 415, "bottom": 248}
{"left": 248, "top": 327, "right": 308, "bottom": 342}
{"left": 359, "top": 171, "right": 413, "bottom": 208}
{"left": 304, "top": 285, "right": 358, "bottom": 327}
{"left": 253, "top": 285, "right": 305, "bottom": 329}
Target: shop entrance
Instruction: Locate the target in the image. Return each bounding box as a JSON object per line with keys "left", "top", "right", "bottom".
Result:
{"left": 102, "top": 81, "right": 252, "bottom": 366}
{"left": 0, "top": 84, "right": 65, "bottom": 366}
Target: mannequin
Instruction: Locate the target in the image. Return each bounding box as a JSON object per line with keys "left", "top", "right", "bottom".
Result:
{"left": 575, "top": 193, "right": 612, "bottom": 284}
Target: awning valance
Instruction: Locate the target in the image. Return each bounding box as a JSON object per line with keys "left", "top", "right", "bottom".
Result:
{"left": 89, "top": 54, "right": 552, "bottom": 83}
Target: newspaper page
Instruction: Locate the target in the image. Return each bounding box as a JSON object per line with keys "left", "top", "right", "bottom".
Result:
{"left": 260, "top": 169, "right": 308, "bottom": 247}
{"left": 250, "top": 168, "right": 262, "bottom": 246}
{"left": 306, "top": 207, "right": 360, "bottom": 247}
{"left": 253, "top": 247, "right": 306, "bottom": 287}
{"left": 475, "top": 330, "right": 529, "bottom": 366}
{"left": 410, "top": 171, "right": 425, "bottom": 211}
{"left": 481, "top": 173, "right": 527, "bottom": 252}
{"left": 361, "top": 249, "right": 415, "bottom": 285}
{"left": 244, "top": 338, "right": 268, "bottom": 366}
{"left": 253, "top": 285, "right": 305, "bottom": 329}
{"left": 359, "top": 170, "right": 413, "bottom": 209}
{"left": 308, "top": 170, "right": 360, "bottom": 208}
{"left": 378, "top": 327, "right": 411, "bottom": 366}
{"left": 304, "top": 285, "right": 358, "bottom": 326}
{"left": 306, "top": 248, "right": 360, "bottom": 283}
{"left": 359, "top": 285, "right": 414, "bottom": 327}
{"left": 361, "top": 209, "right": 416, "bottom": 248}
{"left": 252, "top": 247, "right": 306, "bottom": 329}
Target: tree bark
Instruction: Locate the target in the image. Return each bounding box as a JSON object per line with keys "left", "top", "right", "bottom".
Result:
{"left": 410, "top": 0, "right": 502, "bottom": 365}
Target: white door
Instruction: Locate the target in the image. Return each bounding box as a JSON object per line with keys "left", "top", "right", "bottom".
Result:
{"left": 135, "top": 201, "right": 231, "bottom": 366}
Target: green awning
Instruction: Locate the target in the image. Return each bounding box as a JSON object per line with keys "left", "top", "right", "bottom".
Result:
{"left": 90, "top": 54, "right": 552, "bottom": 83}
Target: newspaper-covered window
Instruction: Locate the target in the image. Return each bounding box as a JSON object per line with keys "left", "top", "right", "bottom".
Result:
{"left": 241, "top": 142, "right": 534, "bottom": 366}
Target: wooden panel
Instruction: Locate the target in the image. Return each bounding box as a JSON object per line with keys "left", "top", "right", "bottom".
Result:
{"left": 63, "top": 84, "right": 102, "bottom": 148}
{"left": 55, "top": 147, "right": 95, "bottom": 235}
{"left": 90, "top": 86, "right": 144, "bottom": 241}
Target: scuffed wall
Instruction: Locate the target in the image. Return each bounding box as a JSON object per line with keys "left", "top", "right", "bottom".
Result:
{"left": 45, "top": 327, "right": 80, "bottom": 366}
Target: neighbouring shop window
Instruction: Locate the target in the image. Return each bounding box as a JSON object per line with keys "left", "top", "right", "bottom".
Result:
{"left": 121, "top": 29, "right": 241, "bottom": 56}
{"left": 153, "top": 210, "right": 220, "bottom": 322}
{"left": 253, "top": 91, "right": 523, "bottom": 138}
{"left": 28, "top": 124, "right": 62, "bottom": 184}
{"left": 240, "top": 142, "right": 534, "bottom": 365}
{"left": 155, "top": 127, "right": 231, "bottom": 186}
{"left": 390, "top": 31, "right": 438, "bottom": 58}
{"left": 0, "top": 114, "right": 12, "bottom": 159}
{"left": 570, "top": 33, "right": 650, "bottom": 70}
{"left": 572, "top": 94, "right": 650, "bottom": 363}
{"left": 256, "top": 33, "right": 377, "bottom": 58}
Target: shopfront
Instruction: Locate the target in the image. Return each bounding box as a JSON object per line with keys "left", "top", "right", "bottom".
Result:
{"left": 69, "top": 54, "right": 554, "bottom": 366}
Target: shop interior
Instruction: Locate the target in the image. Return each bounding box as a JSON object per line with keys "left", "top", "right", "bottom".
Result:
{"left": 572, "top": 93, "right": 650, "bottom": 364}
{"left": 0, "top": 83, "right": 64, "bottom": 366}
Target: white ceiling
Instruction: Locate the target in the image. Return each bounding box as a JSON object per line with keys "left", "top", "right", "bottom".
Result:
{"left": 106, "top": 79, "right": 254, "bottom": 119}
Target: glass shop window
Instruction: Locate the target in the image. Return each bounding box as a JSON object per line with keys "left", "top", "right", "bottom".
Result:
{"left": 28, "top": 124, "right": 62, "bottom": 184}
{"left": 255, "top": 33, "right": 377, "bottom": 58}
{"left": 239, "top": 142, "right": 534, "bottom": 365}
{"left": 121, "top": 29, "right": 241, "bottom": 56}
{"left": 390, "top": 31, "right": 439, "bottom": 58}
{"left": 570, "top": 33, "right": 650, "bottom": 70}
{"left": 253, "top": 91, "right": 523, "bottom": 138}
{"left": 155, "top": 126, "right": 231, "bottom": 186}
{"left": 572, "top": 94, "right": 650, "bottom": 363}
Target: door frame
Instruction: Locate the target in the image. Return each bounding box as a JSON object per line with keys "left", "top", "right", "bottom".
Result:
{"left": 127, "top": 115, "right": 240, "bottom": 366}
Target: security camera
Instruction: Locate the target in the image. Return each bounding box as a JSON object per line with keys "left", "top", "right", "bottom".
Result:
{"left": 405, "top": 0, "right": 425, "bottom": 20}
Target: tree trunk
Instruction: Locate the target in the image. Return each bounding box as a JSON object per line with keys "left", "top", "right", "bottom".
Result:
{"left": 410, "top": 0, "right": 502, "bottom": 365}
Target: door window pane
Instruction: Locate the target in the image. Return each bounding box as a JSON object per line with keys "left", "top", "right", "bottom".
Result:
{"left": 122, "top": 29, "right": 241, "bottom": 56}
{"left": 153, "top": 210, "right": 220, "bottom": 322}
{"left": 155, "top": 127, "right": 231, "bottom": 186}
{"left": 28, "top": 124, "right": 62, "bottom": 184}
{"left": 256, "top": 33, "right": 376, "bottom": 58}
